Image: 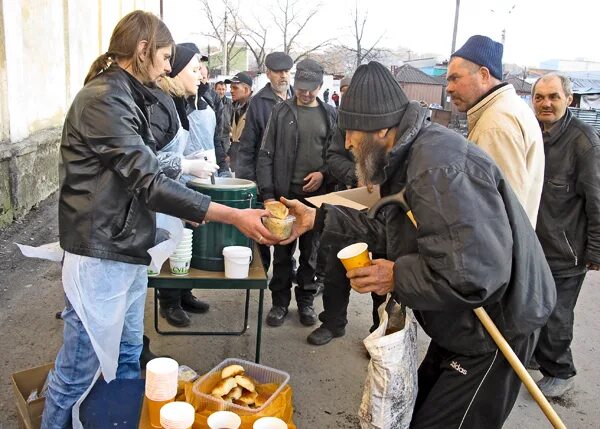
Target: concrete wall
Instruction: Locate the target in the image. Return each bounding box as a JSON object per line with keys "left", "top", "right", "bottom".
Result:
{"left": 0, "top": 0, "right": 160, "bottom": 227}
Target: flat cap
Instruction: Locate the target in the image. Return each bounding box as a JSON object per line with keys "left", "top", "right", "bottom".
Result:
{"left": 265, "top": 52, "right": 293, "bottom": 71}
{"left": 294, "top": 59, "right": 324, "bottom": 91}
{"left": 225, "top": 72, "right": 253, "bottom": 87}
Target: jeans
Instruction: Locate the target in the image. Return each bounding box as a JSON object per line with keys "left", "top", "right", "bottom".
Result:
{"left": 41, "top": 257, "right": 147, "bottom": 429}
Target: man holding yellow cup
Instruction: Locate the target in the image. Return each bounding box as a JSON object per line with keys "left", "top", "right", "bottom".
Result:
{"left": 279, "top": 61, "right": 556, "bottom": 428}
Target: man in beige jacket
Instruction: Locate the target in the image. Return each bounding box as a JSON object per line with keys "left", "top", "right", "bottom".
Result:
{"left": 447, "top": 35, "right": 544, "bottom": 226}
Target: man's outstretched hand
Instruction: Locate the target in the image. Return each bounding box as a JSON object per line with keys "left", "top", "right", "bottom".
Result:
{"left": 279, "top": 197, "right": 316, "bottom": 244}
{"left": 347, "top": 259, "right": 395, "bottom": 296}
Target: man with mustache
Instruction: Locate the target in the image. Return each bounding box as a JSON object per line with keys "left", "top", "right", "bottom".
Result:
{"left": 281, "top": 61, "right": 555, "bottom": 427}
{"left": 530, "top": 73, "right": 600, "bottom": 397}
{"left": 446, "top": 35, "right": 544, "bottom": 227}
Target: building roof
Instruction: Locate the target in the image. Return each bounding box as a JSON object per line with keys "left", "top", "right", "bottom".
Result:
{"left": 505, "top": 75, "right": 532, "bottom": 94}
{"left": 393, "top": 64, "right": 443, "bottom": 85}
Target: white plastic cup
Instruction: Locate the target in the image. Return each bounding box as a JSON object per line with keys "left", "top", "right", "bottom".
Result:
{"left": 207, "top": 410, "right": 242, "bottom": 429}
{"left": 253, "top": 416, "right": 288, "bottom": 429}
{"left": 182, "top": 228, "right": 193, "bottom": 236}
{"left": 145, "top": 358, "right": 178, "bottom": 394}
{"left": 222, "top": 246, "right": 252, "bottom": 279}
{"left": 160, "top": 401, "right": 195, "bottom": 429}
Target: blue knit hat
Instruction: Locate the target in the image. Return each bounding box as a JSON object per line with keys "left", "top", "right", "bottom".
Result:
{"left": 451, "top": 35, "right": 503, "bottom": 80}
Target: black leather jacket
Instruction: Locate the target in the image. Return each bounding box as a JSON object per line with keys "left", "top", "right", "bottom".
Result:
{"left": 59, "top": 65, "right": 211, "bottom": 265}
{"left": 535, "top": 109, "right": 600, "bottom": 277}
{"left": 318, "top": 102, "right": 555, "bottom": 355}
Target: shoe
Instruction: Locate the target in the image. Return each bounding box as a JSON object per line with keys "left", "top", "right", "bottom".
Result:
{"left": 266, "top": 306, "right": 288, "bottom": 327}
{"left": 159, "top": 305, "right": 191, "bottom": 327}
{"left": 527, "top": 357, "right": 540, "bottom": 370}
{"left": 298, "top": 305, "right": 318, "bottom": 326}
{"left": 307, "top": 325, "right": 345, "bottom": 345}
{"left": 181, "top": 293, "right": 210, "bottom": 314}
{"left": 537, "top": 376, "right": 574, "bottom": 397}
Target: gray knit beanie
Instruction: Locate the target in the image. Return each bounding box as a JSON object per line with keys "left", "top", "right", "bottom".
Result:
{"left": 338, "top": 61, "right": 409, "bottom": 131}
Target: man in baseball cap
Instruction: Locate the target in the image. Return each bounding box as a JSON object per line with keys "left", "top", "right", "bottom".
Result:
{"left": 224, "top": 72, "right": 254, "bottom": 171}
{"left": 280, "top": 61, "right": 555, "bottom": 427}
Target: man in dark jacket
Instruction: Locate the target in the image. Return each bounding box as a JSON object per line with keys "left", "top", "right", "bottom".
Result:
{"left": 281, "top": 61, "right": 556, "bottom": 428}
{"left": 237, "top": 52, "right": 294, "bottom": 270}
{"left": 531, "top": 72, "right": 600, "bottom": 397}
{"left": 257, "top": 59, "right": 337, "bottom": 327}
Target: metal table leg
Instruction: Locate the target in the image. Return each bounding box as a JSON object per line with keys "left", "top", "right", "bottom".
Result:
{"left": 255, "top": 288, "right": 264, "bottom": 363}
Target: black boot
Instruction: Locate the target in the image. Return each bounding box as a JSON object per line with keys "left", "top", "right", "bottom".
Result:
{"left": 181, "top": 291, "right": 210, "bottom": 314}
{"left": 159, "top": 304, "right": 191, "bottom": 327}
{"left": 140, "top": 335, "right": 158, "bottom": 369}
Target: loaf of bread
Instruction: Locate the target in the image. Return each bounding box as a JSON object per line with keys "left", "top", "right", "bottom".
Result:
{"left": 234, "top": 374, "right": 256, "bottom": 392}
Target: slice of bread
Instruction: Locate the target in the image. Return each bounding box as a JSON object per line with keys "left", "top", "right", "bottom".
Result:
{"left": 237, "top": 389, "right": 258, "bottom": 405}
{"left": 221, "top": 364, "right": 245, "bottom": 379}
{"left": 211, "top": 376, "right": 237, "bottom": 397}
{"left": 225, "top": 386, "right": 243, "bottom": 401}
{"left": 234, "top": 374, "right": 256, "bottom": 392}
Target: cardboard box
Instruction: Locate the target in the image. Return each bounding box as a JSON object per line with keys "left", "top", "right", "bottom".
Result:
{"left": 11, "top": 363, "right": 54, "bottom": 429}
{"left": 306, "top": 186, "right": 381, "bottom": 211}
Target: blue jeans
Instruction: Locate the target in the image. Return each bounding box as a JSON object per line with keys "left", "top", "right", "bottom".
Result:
{"left": 41, "top": 257, "right": 147, "bottom": 429}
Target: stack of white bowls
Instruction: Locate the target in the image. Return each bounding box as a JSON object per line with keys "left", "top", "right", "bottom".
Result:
{"left": 160, "top": 401, "right": 196, "bottom": 429}
{"left": 169, "top": 228, "right": 193, "bottom": 275}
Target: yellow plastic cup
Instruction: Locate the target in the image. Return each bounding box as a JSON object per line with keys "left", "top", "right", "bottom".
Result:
{"left": 337, "top": 242, "right": 372, "bottom": 271}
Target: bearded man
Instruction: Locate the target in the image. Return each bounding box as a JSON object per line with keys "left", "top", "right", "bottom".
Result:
{"left": 282, "top": 61, "right": 556, "bottom": 428}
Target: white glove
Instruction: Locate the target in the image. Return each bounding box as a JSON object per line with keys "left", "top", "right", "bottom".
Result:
{"left": 181, "top": 158, "right": 219, "bottom": 179}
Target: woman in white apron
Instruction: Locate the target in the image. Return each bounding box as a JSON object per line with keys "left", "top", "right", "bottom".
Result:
{"left": 41, "top": 14, "right": 277, "bottom": 429}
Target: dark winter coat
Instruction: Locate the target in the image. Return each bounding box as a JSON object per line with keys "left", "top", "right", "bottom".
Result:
{"left": 535, "top": 109, "right": 600, "bottom": 277}
{"left": 236, "top": 83, "right": 292, "bottom": 182}
{"left": 59, "top": 65, "right": 211, "bottom": 265}
{"left": 318, "top": 101, "right": 556, "bottom": 355}
{"left": 256, "top": 97, "right": 338, "bottom": 201}
{"left": 326, "top": 128, "right": 357, "bottom": 188}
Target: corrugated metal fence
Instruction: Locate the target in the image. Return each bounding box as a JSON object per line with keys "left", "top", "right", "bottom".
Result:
{"left": 569, "top": 107, "right": 600, "bottom": 132}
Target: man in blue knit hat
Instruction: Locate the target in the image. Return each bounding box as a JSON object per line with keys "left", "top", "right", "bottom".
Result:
{"left": 447, "top": 35, "right": 544, "bottom": 229}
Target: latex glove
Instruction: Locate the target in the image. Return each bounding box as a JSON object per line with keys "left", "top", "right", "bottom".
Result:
{"left": 181, "top": 158, "right": 219, "bottom": 179}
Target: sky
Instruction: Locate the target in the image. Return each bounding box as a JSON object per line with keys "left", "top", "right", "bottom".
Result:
{"left": 164, "top": 0, "right": 600, "bottom": 68}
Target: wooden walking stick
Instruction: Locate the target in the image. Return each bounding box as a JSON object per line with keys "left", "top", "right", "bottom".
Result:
{"left": 369, "top": 189, "right": 566, "bottom": 429}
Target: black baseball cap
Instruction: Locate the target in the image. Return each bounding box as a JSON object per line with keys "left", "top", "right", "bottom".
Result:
{"left": 224, "top": 72, "right": 253, "bottom": 87}
{"left": 265, "top": 52, "right": 293, "bottom": 71}
{"left": 294, "top": 59, "right": 324, "bottom": 91}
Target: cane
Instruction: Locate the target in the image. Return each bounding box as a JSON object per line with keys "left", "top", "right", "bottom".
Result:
{"left": 368, "top": 189, "right": 566, "bottom": 429}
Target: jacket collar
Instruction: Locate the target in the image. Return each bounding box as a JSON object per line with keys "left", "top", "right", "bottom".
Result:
{"left": 113, "top": 65, "right": 158, "bottom": 108}
{"left": 260, "top": 83, "right": 293, "bottom": 101}
{"left": 467, "top": 83, "right": 515, "bottom": 130}
{"left": 383, "top": 101, "right": 428, "bottom": 185}
{"left": 541, "top": 108, "right": 572, "bottom": 146}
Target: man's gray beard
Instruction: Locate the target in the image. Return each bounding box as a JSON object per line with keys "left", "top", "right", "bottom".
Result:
{"left": 273, "top": 82, "right": 289, "bottom": 93}
{"left": 354, "top": 135, "right": 387, "bottom": 186}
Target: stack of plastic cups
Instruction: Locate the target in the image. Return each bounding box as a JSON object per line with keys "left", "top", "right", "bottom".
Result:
{"left": 160, "top": 401, "right": 196, "bottom": 429}
{"left": 145, "top": 357, "right": 179, "bottom": 428}
{"left": 170, "top": 228, "right": 193, "bottom": 275}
